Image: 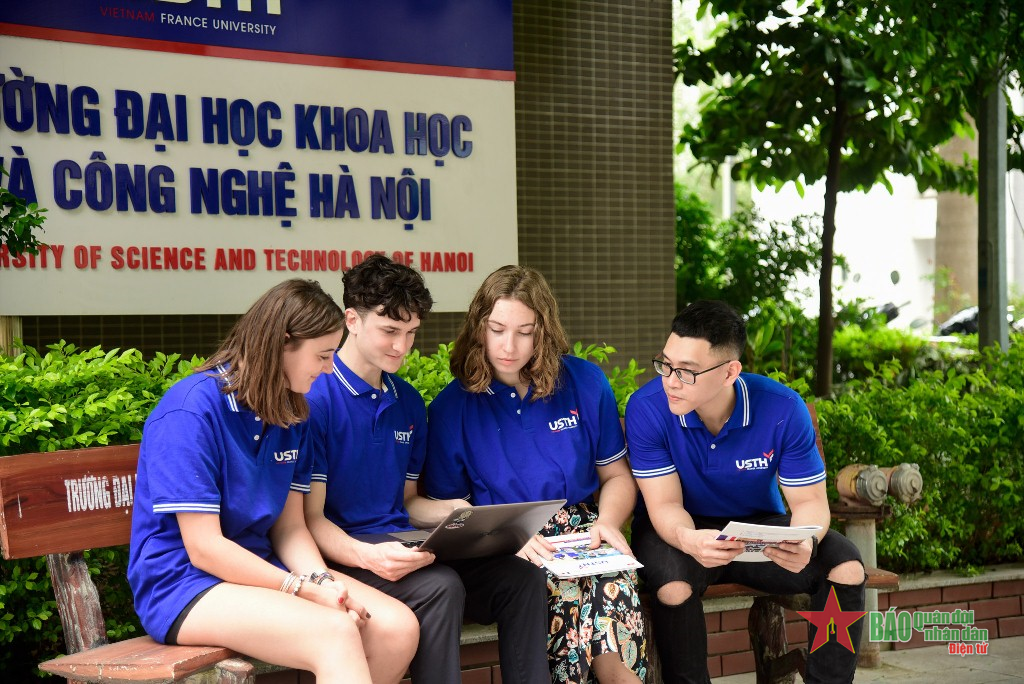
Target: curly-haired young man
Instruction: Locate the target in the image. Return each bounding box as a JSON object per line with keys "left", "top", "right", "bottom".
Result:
{"left": 303, "top": 255, "right": 466, "bottom": 684}
{"left": 303, "top": 255, "right": 549, "bottom": 684}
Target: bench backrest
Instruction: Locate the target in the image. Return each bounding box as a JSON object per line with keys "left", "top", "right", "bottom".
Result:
{"left": 0, "top": 444, "right": 139, "bottom": 560}
{"left": 806, "top": 401, "right": 826, "bottom": 465}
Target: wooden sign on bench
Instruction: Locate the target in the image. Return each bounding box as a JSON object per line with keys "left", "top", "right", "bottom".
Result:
{"left": 0, "top": 444, "right": 139, "bottom": 561}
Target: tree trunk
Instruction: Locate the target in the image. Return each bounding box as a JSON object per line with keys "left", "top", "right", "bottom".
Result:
{"left": 816, "top": 84, "right": 848, "bottom": 397}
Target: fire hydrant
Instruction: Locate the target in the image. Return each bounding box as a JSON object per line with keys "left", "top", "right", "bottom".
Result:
{"left": 836, "top": 462, "right": 923, "bottom": 506}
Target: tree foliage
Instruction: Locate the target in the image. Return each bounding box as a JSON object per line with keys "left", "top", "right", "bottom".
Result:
{"left": 674, "top": 186, "right": 822, "bottom": 314}
{"left": 0, "top": 165, "right": 47, "bottom": 258}
{"left": 675, "top": 0, "right": 1024, "bottom": 396}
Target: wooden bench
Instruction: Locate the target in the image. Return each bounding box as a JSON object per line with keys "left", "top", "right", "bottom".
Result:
{"left": 0, "top": 443, "right": 270, "bottom": 683}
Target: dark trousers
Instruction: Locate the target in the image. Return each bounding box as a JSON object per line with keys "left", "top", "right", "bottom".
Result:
{"left": 334, "top": 563, "right": 465, "bottom": 684}
{"left": 445, "top": 555, "right": 550, "bottom": 684}
{"left": 633, "top": 512, "right": 866, "bottom": 684}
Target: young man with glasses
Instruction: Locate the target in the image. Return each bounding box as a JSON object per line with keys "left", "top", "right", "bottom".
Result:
{"left": 625, "top": 299, "right": 866, "bottom": 684}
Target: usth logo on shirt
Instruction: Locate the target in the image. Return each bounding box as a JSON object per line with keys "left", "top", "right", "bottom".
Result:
{"left": 394, "top": 425, "right": 414, "bottom": 445}
{"left": 549, "top": 409, "right": 580, "bottom": 433}
{"left": 274, "top": 449, "right": 299, "bottom": 463}
{"left": 736, "top": 449, "right": 774, "bottom": 471}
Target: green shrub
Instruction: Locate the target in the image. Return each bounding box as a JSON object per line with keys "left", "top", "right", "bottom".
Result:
{"left": 397, "top": 343, "right": 455, "bottom": 405}
{"left": 831, "top": 325, "right": 974, "bottom": 386}
{"left": 0, "top": 341, "right": 200, "bottom": 679}
{"left": 673, "top": 186, "right": 822, "bottom": 315}
{"left": 744, "top": 299, "right": 819, "bottom": 379}
{"left": 816, "top": 340, "right": 1024, "bottom": 573}
{"left": 0, "top": 341, "right": 201, "bottom": 455}
{"left": 746, "top": 305, "right": 975, "bottom": 390}
{"left": 0, "top": 557, "right": 55, "bottom": 678}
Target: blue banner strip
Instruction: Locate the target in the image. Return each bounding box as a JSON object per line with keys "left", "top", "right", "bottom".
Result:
{"left": 1, "top": 0, "right": 514, "bottom": 78}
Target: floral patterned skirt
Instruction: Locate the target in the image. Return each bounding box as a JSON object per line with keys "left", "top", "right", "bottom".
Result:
{"left": 542, "top": 503, "right": 647, "bottom": 684}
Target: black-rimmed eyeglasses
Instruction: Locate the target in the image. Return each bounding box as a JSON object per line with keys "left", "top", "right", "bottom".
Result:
{"left": 651, "top": 358, "right": 732, "bottom": 385}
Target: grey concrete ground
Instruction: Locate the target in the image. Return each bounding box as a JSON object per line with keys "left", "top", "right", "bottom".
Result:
{"left": 713, "top": 635, "right": 1024, "bottom": 683}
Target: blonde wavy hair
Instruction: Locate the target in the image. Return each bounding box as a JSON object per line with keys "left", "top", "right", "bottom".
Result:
{"left": 450, "top": 265, "right": 569, "bottom": 399}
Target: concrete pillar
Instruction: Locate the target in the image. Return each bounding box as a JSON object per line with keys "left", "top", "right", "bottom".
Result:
{"left": 935, "top": 133, "right": 978, "bottom": 325}
{"left": 0, "top": 316, "right": 23, "bottom": 355}
{"left": 845, "top": 519, "right": 881, "bottom": 667}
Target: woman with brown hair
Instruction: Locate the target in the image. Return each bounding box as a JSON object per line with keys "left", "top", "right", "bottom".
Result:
{"left": 425, "top": 266, "right": 647, "bottom": 683}
{"left": 128, "top": 278, "right": 418, "bottom": 683}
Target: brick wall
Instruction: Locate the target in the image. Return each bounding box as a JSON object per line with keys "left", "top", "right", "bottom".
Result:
{"left": 881, "top": 578, "right": 1024, "bottom": 650}
{"left": 703, "top": 578, "right": 1024, "bottom": 678}
{"left": 507, "top": 0, "right": 676, "bottom": 369}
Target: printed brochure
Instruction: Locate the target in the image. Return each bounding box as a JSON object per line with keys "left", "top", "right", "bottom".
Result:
{"left": 716, "top": 521, "right": 822, "bottom": 562}
{"left": 541, "top": 532, "right": 644, "bottom": 579}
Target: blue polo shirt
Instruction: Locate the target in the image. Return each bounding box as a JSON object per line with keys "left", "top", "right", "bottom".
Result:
{"left": 307, "top": 357, "right": 426, "bottom": 534}
{"left": 625, "top": 373, "right": 824, "bottom": 518}
{"left": 128, "top": 368, "right": 311, "bottom": 644}
{"left": 424, "top": 355, "right": 626, "bottom": 506}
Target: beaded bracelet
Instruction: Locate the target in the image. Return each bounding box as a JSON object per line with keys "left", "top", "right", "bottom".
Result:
{"left": 291, "top": 574, "right": 307, "bottom": 596}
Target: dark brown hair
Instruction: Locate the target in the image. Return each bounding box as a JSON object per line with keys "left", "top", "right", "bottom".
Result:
{"left": 342, "top": 254, "right": 432, "bottom": 321}
{"left": 450, "top": 265, "right": 568, "bottom": 399}
{"left": 198, "top": 279, "right": 344, "bottom": 426}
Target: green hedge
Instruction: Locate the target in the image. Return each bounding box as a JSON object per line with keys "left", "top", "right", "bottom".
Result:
{"left": 0, "top": 342, "right": 200, "bottom": 679}
{"left": 745, "top": 301, "right": 976, "bottom": 388}
{"left": 396, "top": 341, "right": 646, "bottom": 412}
{"left": 0, "top": 342, "right": 200, "bottom": 456}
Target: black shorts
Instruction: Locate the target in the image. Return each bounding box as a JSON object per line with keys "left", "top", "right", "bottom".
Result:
{"left": 164, "top": 584, "right": 218, "bottom": 645}
{"left": 632, "top": 510, "right": 862, "bottom": 599}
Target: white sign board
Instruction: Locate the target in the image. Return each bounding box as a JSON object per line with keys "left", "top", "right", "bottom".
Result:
{"left": 0, "top": 2, "right": 517, "bottom": 313}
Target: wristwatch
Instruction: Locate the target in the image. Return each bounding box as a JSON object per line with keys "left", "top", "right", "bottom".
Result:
{"left": 809, "top": 534, "right": 819, "bottom": 559}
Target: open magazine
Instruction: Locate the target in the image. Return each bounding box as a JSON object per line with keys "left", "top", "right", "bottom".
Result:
{"left": 541, "top": 532, "right": 644, "bottom": 579}
{"left": 716, "top": 521, "right": 822, "bottom": 562}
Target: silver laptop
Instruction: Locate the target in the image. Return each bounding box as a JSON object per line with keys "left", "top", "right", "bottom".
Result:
{"left": 354, "top": 499, "right": 566, "bottom": 561}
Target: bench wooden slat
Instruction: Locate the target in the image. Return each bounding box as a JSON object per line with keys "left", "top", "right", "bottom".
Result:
{"left": 38, "top": 636, "right": 238, "bottom": 683}
{"left": 0, "top": 445, "right": 138, "bottom": 559}
{"left": 704, "top": 565, "right": 899, "bottom": 601}
{"left": 864, "top": 565, "right": 899, "bottom": 590}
